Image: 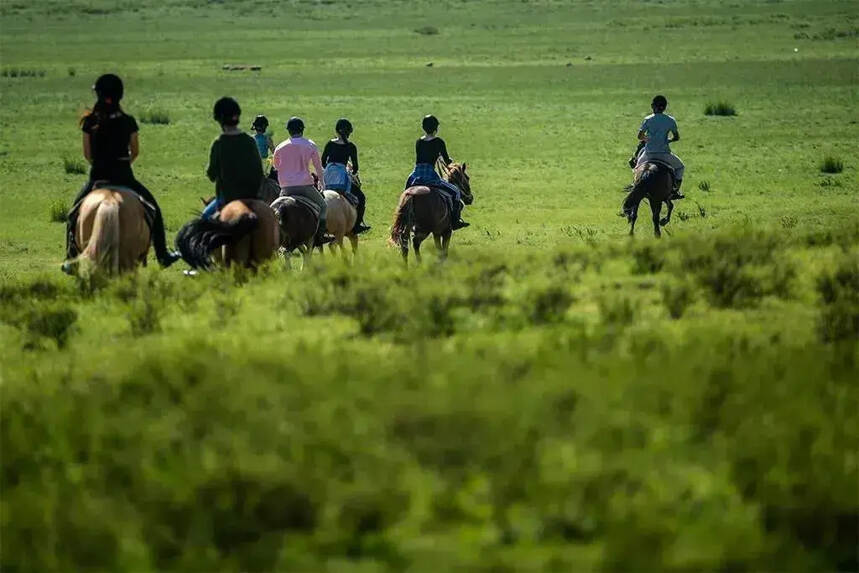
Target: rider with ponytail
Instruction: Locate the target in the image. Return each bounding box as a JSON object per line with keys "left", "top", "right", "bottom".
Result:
{"left": 64, "top": 74, "right": 179, "bottom": 270}
{"left": 633, "top": 95, "right": 686, "bottom": 199}
{"left": 406, "top": 115, "right": 469, "bottom": 230}
{"left": 321, "top": 118, "right": 370, "bottom": 234}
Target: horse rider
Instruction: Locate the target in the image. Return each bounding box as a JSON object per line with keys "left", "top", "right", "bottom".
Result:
{"left": 202, "top": 97, "right": 264, "bottom": 220}
{"left": 405, "top": 114, "right": 469, "bottom": 230}
{"left": 251, "top": 114, "right": 278, "bottom": 181}
{"left": 63, "top": 73, "right": 180, "bottom": 273}
{"left": 272, "top": 117, "right": 330, "bottom": 246}
{"left": 321, "top": 118, "right": 370, "bottom": 235}
{"left": 632, "top": 95, "right": 686, "bottom": 199}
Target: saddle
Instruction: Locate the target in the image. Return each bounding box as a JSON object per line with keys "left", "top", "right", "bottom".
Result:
{"left": 77, "top": 181, "right": 157, "bottom": 229}
{"left": 405, "top": 184, "right": 455, "bottom": 212}
{"left": 271, "top": 194, "right": 321, "bottom": 220}
{"left": 328, "top": 188, "right": 360, "bottom": 207}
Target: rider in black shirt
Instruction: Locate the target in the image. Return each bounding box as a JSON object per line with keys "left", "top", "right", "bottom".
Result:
{"left": 64, "top": 74, "right": 179, "bottom": 271}
{"left": 321, "top": 118, "right": 369, "bottom": 234}
{"left": 405, "top": 115, "right": 468, "bottom": 229}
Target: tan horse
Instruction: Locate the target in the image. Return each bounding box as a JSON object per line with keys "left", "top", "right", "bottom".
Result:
{"left": 621, "top": 161, "right": 675, "bottom": 238}
{"left": 71, "top": 187, "right": 151, "bottom": 274}
{"left": 322, "top": 190, "right": 358, "bottom": 258}
{"left": 176, "top": 199, "right": 279, "bottom": 269}
{"left": 389, "top": 162, "right": 472, "bottom": 263}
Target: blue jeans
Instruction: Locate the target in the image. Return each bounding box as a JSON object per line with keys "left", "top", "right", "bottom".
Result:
{"left": 202, "top": 197, "right": 223, "bottom": 220}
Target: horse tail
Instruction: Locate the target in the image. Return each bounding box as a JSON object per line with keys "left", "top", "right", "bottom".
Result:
{"left": 622, "top": 164, "right": 658, "bottom": 216}
{"left": 389, "top": 193, "right": 414, "bottom": 249}
{"left": 80, "top": 196, "right": 121, "bottom": 274}
{"left": 176, "top": 213, "right": 259, "bottom": 269}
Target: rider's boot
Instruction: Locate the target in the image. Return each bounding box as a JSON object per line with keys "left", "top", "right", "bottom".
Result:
{"left": 151, "top": 213, "right": 181, "bottom": 268}
{"left": 314, "top": 219, "right": 335, "bottom": 247}
{"left": 669, "top": 179, "right": 685, "bottom": 200}
{"left": 352, "top": 201, "right": 371, "bottom": 235}
{"left": 451, "top": 201, "right": 470, "bottom": 230}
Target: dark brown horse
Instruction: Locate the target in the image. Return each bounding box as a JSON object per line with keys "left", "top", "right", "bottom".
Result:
{"left": 389, "top": 162, "right": 473, "bottom": 263}
{"left": 621, "top": 161, "right": 675, "bottom": 238}
{"left": 270, "top": 195, "right": 319, "bottom": 267}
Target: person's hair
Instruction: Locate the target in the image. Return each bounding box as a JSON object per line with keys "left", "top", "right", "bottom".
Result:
{"left": 252, "top": 114, "right": 269, "bottom": 133}
{"left": 286, "top": 117, "right": 305, "bottom": 136}
{"left": 422, "top": 114, "right": 439, "bottom": 134}
{"left": 652, "top": 95, "right": 668, "bottom": 111}
{"left": 335, "top": 118, "right": 353, "bottom": 141}
{"left": 213, "top": 97, "right": 241, "bottom": 126}
{"left": 81, "top": 73, "right": 124, "bottom": 127}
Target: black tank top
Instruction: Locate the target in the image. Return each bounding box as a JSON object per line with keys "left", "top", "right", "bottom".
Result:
{"left": 321, "top": 140, "right": 359, "bottom": 172}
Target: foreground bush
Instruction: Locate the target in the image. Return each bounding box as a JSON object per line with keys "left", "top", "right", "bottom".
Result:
{"left": 1, "top": 225, "right": 857, "bottom": 571}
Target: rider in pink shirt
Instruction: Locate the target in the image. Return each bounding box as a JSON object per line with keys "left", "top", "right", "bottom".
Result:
{"left": 272, "top": 117, "right": 328, "bottom": 245}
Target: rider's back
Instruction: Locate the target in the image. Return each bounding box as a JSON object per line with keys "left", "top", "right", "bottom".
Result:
{"left": 207, "top": 132, "right": 263, "bottom": 203}
{"left": 640, "top": 113, "right": 677, "bottom": 154}
{"left": 83, "top": 112, "right": 138, "bottom": 178}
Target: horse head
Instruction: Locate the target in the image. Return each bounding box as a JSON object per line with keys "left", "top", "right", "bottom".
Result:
{"left": 447, "top": 162, "right": 473, "bottom": 205}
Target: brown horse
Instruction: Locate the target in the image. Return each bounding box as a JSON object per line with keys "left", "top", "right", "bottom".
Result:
{"left": 621, "top": 161, "right": 675, "bottom": 238}
{"left": 70, "top": 187, "right": 151, "bottom": 274}
{"left": 176, "top": 199, "right": 279, "bottom": 269}
{"left": 389, "top": 162, "right": 472, "bottom": 263}
{"left": 322, "top": 190, "right": 358, "bottom": 259}
{"left": 270, "top": 195, "right": 319, "bottom": 266}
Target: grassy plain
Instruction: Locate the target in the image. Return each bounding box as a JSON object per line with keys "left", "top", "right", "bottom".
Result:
{"left": 1, "top": 0, "right": 858, "bottom": 571}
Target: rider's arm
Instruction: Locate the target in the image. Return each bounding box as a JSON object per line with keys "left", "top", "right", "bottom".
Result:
{"left": 311, "top": 149, "right": 324, "bottom": 190}
{"left": 82, "top": 132, "right": 93, "bottom": 164}
{"left": 637, "top": 130, "right": 648, "bottom": 142}
{"left": 439, "top": 139, "right": 452, "bottom": 165}
{"left": 267, "top": 135, "right": 275, "bottom": 153}
{"left": 320, "top": 141, "right": 330, "bottom": 167}
{"left": 669, "top": 129, "right": 680, "bottom": 143}
{"left": 350, "top": 143, "right": 359, "bottom": 174}
{"left": 129, "top": 132, "right": 139, "bottom": 164}
{"left": 206, "top": 140, "right": 219, "bottom": 182}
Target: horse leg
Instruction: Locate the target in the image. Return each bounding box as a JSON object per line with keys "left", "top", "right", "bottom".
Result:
{"left": 660, "top": 200, "right": 674, "bottom": 227}
{"left": 629, "top": 207, "right": 638, "bottom": 236}
{"left": 441, "top": 230, "right": 451, "bottom": 259}
{"left": 433, "top": 234, "right": 442, "bottom": 252}
{"left": 651, "top": 199, "right": 662, "bottom": 238}
{"left": 413, "top": 232, "right": 427, "bottom": 264}
{"left": 348, "top": 234, "right": 358, "bottom": 256}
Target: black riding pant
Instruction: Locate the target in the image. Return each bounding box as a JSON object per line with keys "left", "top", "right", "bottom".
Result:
{"left": 67, "top": 164, "right": 170, "bottom": 260}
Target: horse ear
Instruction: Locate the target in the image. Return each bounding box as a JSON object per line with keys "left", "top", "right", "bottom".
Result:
{"left": 462, "top": 162, "right": 467, "bottom": 171}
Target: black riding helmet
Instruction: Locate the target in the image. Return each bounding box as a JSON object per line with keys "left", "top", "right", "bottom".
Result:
{"left": 252, "top": 114, "right": 269, "bottom": 131}
{"left": 213, "top": 96, "right": 241, "bottom": 126}
{"left": 93, "top": 73, "right": 123, "bottom": 102}
{"left": 335, "top": 118, "right": 353, "bottom": 138}
{"left": 652, "top": 95, "right": 668, "bottom": 110}
{"left": 422, "top": 114, "right": 439, "bottom": 133}
{"left": 286, "top": 116, "right": 305, "bottom": 136}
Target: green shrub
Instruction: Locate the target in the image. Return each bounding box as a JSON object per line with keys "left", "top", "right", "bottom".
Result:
{"left": 697, "top": 180, "right": 711, "bottom": 192}
{"left": 704, "top": 101, "right": 737, "bottom": 116}
{"left": 63, "top": 157, "right": 87, "bottom": 174}
{"left": 48, "top": 199, "right": 69, "bottom": 223}
{"left": 139, "top": 109, "right": 170, "bottom": 125}
{"left": 819, "top": 155, "right": 843, "bottom": 174}
{"left": 817, "top": 250, "right": 859, "bottom": 342}
{"left": 662, "top": 279, "right": 695, "bottom": 319}
{"left": 414, "top": 25, "right": 439, "bottom": 35}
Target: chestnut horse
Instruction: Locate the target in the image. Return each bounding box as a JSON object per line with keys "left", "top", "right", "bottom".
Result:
{"left": 70, "top": 187, "right": 151, "bottom": 274}
{"left": 621, "top": 161, "right": 675, "bottom": 238}
{"left": 176, "top": 199, "right": 279, "bottom": 269}
{"left": 389, "top": 162, "right": 472, "bottom": 263}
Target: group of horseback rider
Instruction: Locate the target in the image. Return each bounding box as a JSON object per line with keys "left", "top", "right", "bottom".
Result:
{"left": 63, "top": 73, "right": 470, "bottom": 272}
{"left": 63, "top": 74, "right": 685, "bottom": 272}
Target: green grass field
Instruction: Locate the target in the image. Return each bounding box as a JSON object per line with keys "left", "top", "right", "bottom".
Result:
{"left": 1, "top": 1, "right": 858, "bottom": 571}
